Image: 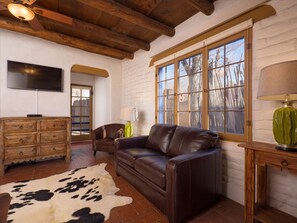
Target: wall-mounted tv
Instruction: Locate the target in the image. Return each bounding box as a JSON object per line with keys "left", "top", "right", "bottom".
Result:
{"left": 7, "top": 60, "right": 63, "bottom": 92}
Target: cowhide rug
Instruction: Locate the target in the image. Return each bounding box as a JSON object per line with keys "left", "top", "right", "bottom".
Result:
{"left": 0, "top": 163, "right": 132, "bottom": 223}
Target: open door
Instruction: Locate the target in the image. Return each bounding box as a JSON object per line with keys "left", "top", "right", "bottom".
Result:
{"left": 71, "top": 84, "right": 93, "bottom": 141}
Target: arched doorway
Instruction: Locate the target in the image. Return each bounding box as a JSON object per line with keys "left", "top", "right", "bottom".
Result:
{"left": 70, "top": 64, "right": 109, "bottom": 142}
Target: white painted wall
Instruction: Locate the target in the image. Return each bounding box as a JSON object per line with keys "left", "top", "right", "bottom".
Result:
{"left": 121, "top": 0, "right": 297, "bottom": 217}
{"left": 94, "top": 75, "right": 111, "bottom": 127}
{"left": 0, "top": 29, "right": 122, "bottom": 126}
{"left": 71, "top": 73, "right": 96, "bottom": 86}
{"left": 252, "top": 0, "right": 297, "bottom": 217}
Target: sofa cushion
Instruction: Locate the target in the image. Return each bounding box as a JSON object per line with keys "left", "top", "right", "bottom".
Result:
{"left": 117, "top": 148, "right": 163, "bottom": 167}
{"left": 134, "top": 156, "right": 169, "bottom": 189}
{"left": 145, "top": 124, "right": 177, "bottom": 153}
{"left": 167, "top": 126, "right": 219, "bottom": 156}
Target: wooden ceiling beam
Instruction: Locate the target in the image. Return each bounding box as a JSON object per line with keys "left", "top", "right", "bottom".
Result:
{"left": 37, "top": 15, "right": 150, "bottom": 51}
{"left": 186, "top": 0, "right": 214, "bottom": 16}
{"left": 77, "top": 0, "right": 175, "bottom": 37}
{"left": 32, "top": 5, "right": 149, "bottom": 51}
{"left": 0, "top": 16, "right": 133, "bottom": 59}
{"left": 71, "top": 18, "right": 150, "bottom": 51}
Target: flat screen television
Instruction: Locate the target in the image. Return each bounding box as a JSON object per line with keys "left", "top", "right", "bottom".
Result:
{"left": 7, "top": 60, "right": 63, "bottom": 92}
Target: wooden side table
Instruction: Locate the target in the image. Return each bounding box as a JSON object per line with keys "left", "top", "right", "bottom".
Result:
{"left": 238, "top": 141, "right": 297, "bottom": 223}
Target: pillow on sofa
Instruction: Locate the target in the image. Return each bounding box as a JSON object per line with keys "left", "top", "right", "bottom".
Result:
{"left": 167, "top": 126, "right": 219, "bottom": 156}
{"left": 145, "top": 124, "right": 177, "bottom": 153}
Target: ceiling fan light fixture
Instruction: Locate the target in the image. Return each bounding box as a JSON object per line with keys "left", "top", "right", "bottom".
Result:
{"left": 8, "top": 3, "right": 35, "bottom": 21}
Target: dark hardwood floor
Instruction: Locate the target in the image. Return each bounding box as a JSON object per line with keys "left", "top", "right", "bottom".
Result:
{"left": 0, "top": 142, "right": 244, "bottom": 223}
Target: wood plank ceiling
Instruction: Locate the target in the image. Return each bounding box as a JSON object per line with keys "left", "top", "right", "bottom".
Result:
{"left": 0, "top": 0, "right": 216, "bottom": 60}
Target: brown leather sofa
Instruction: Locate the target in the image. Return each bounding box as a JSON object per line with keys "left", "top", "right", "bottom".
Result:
{"left": 115, "top": 124, "right": 222, "bottom": 223}
{"left": 91, "top": 123, "right": 124, "bottom": 156}
{"left": 0, "top": 193, "right": 11, "bottom": 223}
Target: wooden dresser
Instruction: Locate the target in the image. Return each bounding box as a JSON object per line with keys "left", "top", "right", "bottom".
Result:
{"left": 238, "top": 141, "right": 297, "bottom": 223}
{"left": 0, "top": 117, "right": 71, "bottom": 175}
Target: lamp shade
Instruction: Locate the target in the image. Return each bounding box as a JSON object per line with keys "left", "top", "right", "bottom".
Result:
{"left": 8, "top": 3, "right": 35, "bottom": 21}
{"left": 120, "top": 107, "right": 138, "bottom": 121}
{"left": 257, "top": 60, "right": 297, "bottom": 101}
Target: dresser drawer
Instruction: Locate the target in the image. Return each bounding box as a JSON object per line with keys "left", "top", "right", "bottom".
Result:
{"left": 5, "top": 147, "right": 36, "bottom": 160}
{"left": 4, "top": 133, "right": 37, "bottom": 147}
{"left": 256, "top": 152, "right": 297, "bottom": 169}
{"left": 40, "top": 132, "right": 66, "bottom": 143}
{"left": 40, "top": 120, "right": 68, "bottom": 131}
{"left": 4, "top": 120, "right": 37, "bottom": 133}
{"left": 40, "top": 144, "right": 66, "bottom": 156}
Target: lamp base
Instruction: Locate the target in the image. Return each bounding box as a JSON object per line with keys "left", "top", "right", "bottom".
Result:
{"left": 273, "top": 106, "right": 297, "bottom": 151}
{"left": 124, "top": 121, "right": 133, "bottom": 137}
{"left": 275, "top": 144, "right": 297, "bottom": 152}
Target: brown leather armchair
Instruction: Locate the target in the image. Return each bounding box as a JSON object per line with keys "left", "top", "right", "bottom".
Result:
{"left": 92, "top": 123, "right": 124, "bottom": 156}
{"left": 0, "top": 193, "right": 11, "bottom": 223}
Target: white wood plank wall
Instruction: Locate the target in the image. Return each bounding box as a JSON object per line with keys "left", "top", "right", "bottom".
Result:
{"left": 253, "top": 0, "right": 297, "bottom": 217}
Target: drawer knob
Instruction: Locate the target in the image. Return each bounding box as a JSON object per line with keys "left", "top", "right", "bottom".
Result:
{"left": 19, "top": 151, "right": 23, "bottom": 156}
{"left": 19, "top": 125, "right": 23, "bottom": 129}
{"left": 281, "top": 160, "right": 288, "bottom": 167}
{"left": 53, "top": 147, "right": 56, "bottom": 151}
{"left": 19, "top": 139, "right": 24, "bottom": 143}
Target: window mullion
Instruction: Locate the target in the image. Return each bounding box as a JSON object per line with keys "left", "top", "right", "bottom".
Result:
{"left": 174, "top": 59, "right": 178, "bottom": 125}
{"left": 224, "top": 45, "right": 227, "bottom": 134}
{"left": 202, "top": 47, "right": 208, "bottom": 129}
{"left": 245, "top": 28, "right": 253, "bottom": 142}
{"left": 155, "top": 68, "right": 158, "bottom": 123}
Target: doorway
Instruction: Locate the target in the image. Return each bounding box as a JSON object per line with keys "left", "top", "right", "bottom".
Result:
{"left": 71, "top": 84, "right": 93, "bottom": 141}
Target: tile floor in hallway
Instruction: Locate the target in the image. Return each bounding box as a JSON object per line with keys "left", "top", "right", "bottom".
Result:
{"left": 0, "top": 142, "right": 244, "bottom": 223}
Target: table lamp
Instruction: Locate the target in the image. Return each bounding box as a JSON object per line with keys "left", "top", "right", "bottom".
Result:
{"left": 120, "top": 107, "right": 138, "bottom": 137}
{"left": 257, "top": 60, "right": 297, "bottom": 151}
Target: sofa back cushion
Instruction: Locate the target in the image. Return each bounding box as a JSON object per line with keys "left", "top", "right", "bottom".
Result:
{"left": 167, "top": 126, "right": 219, "bottom": 156}
{"left": 145, "top": 124, "right": 177, "bottom": 153}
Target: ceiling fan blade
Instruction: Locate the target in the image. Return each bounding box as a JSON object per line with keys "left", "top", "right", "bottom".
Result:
{"left": 28, "top": 17, "right": 44, "bottom": 30}
{"left": 33, "top": 6, "right": 73, "bottom": 25}
{"left": 23, "top": 0, "right": 37, "bottom": 5}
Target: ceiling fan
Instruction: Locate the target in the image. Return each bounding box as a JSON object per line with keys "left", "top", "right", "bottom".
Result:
{"left": 0, "top": 0, "right": 73, "bottom": 30}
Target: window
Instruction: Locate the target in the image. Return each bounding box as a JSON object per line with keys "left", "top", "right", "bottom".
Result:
{"left": 208, "top": 38, "right": 245, "bottom": 135}
{"left": 156, "top": 63, "right": 175, "bottom": 124}
{"left": 177, "top": 53, "right": 203, "bottom": 127}
{"left": 155, "top": 31, "right": 251, "bottom": 141}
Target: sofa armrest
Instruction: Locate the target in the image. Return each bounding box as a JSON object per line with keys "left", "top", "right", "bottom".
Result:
{"left": 92, "top": 126, "right": 104, "bottom": 140}
{"left": 166, "top": 148, "right": 222, "bottom": 223}
{"left": 115, "top": 136, "right": 149, "bottom": 151}
{"left": 91, "top": 126, "right": 105, "bottom": 151}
